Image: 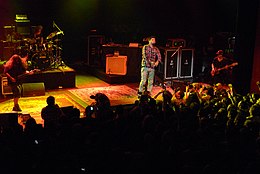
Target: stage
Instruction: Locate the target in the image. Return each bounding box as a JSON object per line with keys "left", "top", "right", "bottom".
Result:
{"left": 18, "top": 66, "right": 76, "bottom": 89}
{"left": 0, "top": 60, "right": 199, "bottom": 128}
{"left": 0, "top": 61, "right": 76, "bottom": 98}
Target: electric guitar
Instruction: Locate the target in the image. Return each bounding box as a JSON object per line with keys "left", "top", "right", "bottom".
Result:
{"left": 211, "top": 62, "right": 238, "bottom": 77}
{"left": 16, "top": 69, "right": 41, "bottom": 82}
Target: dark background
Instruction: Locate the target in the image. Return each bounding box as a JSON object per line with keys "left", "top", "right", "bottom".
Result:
{"left": 0, "top": 0, "right": 259, "bottom": 94}
{"left": 0, "top": 0, "right": 241, "bottom": 59}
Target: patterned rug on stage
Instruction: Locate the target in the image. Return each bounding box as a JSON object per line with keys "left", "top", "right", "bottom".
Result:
{"left": 68, "top": 85, "right": 139, "bottom": 106}
{"left": 0, "top": 94, "right": 85, "bottom": 124}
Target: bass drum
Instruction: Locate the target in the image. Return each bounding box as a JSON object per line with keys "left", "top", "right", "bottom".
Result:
{"left": 31, "top": 51, "right": 50, "bottom": 70}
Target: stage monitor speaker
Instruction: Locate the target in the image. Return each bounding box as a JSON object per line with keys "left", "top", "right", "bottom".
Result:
{"left": 22, "top": 82, "right": 45, "bottom": 97}
{"left": 106, "top": 56, "right": 127, "bottom": 75}
{"left": 0, "top": 113, "right": 18, "bottom": 129}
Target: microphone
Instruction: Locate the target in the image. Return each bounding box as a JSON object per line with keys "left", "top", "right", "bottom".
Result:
{"left": 53, "top": 21, "right": 55, "bottom": 28}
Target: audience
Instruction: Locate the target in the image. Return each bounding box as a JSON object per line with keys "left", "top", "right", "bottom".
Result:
{"left": 41, "top": 95, "right": 64, "bottom": 135}
{"left": 1, "top": 83, "right": 260, "bottom": 174}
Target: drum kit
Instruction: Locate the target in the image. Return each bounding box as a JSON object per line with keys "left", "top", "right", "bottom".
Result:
{"left": 13, "top": 30, "right": 63, "bottom": 70}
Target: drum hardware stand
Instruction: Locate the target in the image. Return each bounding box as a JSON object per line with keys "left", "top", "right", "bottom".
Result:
{"left": 52, "top": 21, "right": 65, "bottom": 69}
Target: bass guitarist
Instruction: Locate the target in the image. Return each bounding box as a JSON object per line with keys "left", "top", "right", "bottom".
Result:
{"left": 3, "top": 54, "right": 34, "bottom": 111}
{"left": 211, "top": 50, "right": 238, "bottom": 85}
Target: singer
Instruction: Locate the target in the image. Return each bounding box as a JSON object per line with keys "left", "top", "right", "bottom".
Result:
{"left": 138, "top": 36, "right": 162, "bottom": 97}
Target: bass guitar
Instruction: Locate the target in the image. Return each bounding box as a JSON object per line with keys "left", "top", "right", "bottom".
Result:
{"left": 211, "top": 62, "right": 238, "bottom": 77}
{"left": 16, "top": 69, "right": 41, "bottom": 82}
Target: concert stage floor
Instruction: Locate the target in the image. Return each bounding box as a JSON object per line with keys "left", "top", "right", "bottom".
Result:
{"left": 0, "top": 61, "right": 196, "bottom": 127}
{"left": 0, "top": 68, "right": 141, "bottom": 126}
{"left": 69, "top": 60, "right": 141, "bottom": 84}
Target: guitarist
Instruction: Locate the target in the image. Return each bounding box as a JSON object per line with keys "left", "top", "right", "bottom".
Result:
{"left": 211, "top": 50, "right": 238, "bottom": 85}
{"left": 3, "top": 54, "right": 31, "bottom": 111}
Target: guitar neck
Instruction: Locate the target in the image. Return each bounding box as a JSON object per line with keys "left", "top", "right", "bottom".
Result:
{"left": 17, "top": 73, "right": 28, "bottom": 80}
{"left": 218, "top": 63, "right": 238, "bottom": 71}
{"left": 17, "top": 69, "right": 40, "bottom": 80}
{"left": 211, "top": 62, "right": 238, "bottom": 76}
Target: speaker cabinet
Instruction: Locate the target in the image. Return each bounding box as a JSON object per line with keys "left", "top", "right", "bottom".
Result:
{"left": 22, "top": 82, "right": 45, "bottom": 97}
{"left": 164, "top": 49, "right": 179, "bottom": 79}
{"left": 179, "top": 49, "right": 194, "bottom": 78}
{"left": 0, "top": 113, "right": 18, "bottom": 129}
{"left": 87, "top": 35, "right": 105, "bottom": 66}
{"left": 106, "top": 56, "right": 127, "bottom": 75}
{"left": 160, "top": 48, "right": 194, "bottom": 80}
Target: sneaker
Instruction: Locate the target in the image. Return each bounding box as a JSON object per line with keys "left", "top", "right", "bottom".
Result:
{"left": 13, "top": 104, "right": 22, "bottom": 112}
{"left": 12, "top": 107, "right": 19, "bottom": 111}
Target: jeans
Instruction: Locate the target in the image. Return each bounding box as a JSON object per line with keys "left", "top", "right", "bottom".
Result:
{"left": 138, "top": 67, "right": 155, "bottom": 93}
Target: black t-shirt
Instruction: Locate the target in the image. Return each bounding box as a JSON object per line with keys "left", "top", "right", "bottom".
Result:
{"left": 4, "top": 64, "right": 26, "bottom": 84}
{"left": 212, "top": 56, "right": 232, "bottom": 70}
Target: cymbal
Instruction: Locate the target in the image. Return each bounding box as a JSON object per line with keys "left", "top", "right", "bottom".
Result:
{"left": 54, "top": 39, "right": 61, "bottom": 42}
{"left": 46, "top": 32, "right": 57, "bottom": 39}
{"left": 56, "top": 31, "right": 64, "bottom": 35}
{"left": 46, "top": 30, "right": 64, "bottom": 40}
{"left": 23, "top": 38, "right": 32, "bottom": 42}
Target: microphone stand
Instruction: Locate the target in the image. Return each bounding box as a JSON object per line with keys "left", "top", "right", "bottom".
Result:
{"left": 52, "top": 21, "right": 65, "bottom": 69}
{"left": 53, "top": 21, "right": 64, "bottom": 36}
{"left": 171, "top": 46, "right": 182, "bottom": 57}
{"left": 170, "top": 46, "right": 182, "bottom": 87}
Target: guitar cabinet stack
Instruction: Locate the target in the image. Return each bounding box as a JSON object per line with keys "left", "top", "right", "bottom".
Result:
{"left": 158, "top": 48, "right": 194, "bottom": 80}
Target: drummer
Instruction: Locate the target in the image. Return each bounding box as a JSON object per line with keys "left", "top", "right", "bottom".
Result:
{"left": 30, "top": 25, "right": 44, "bottom": 52}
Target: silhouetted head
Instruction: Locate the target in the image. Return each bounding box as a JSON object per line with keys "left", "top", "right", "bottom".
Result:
{"left": 47, "top": 96, "right": 55, "bottom": 106}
